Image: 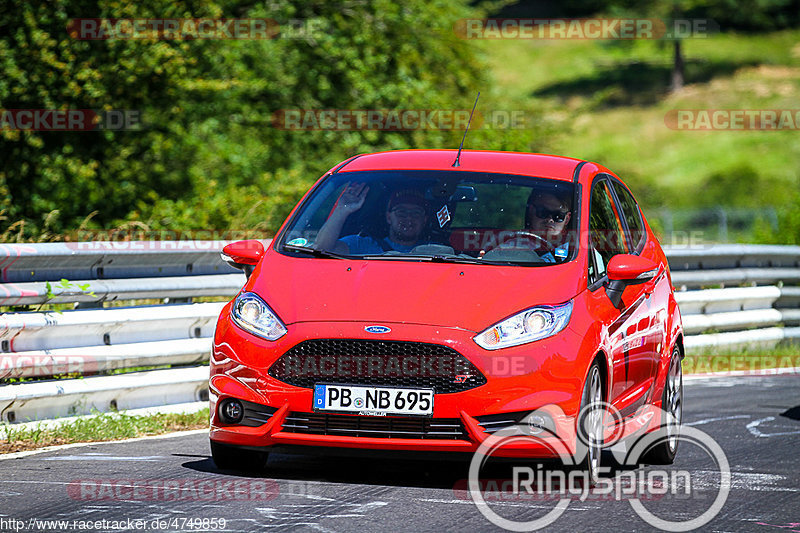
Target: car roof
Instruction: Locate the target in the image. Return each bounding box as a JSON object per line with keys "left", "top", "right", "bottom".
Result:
{"left": 338, "top": 150, "right": 585, "bottom": 182}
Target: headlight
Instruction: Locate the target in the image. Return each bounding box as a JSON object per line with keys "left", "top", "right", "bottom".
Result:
{"left": 231, "top": 292, "right": 287, "bottom": 341}
{"left": 473, "top": 301, "right": 572, "bottom": 350}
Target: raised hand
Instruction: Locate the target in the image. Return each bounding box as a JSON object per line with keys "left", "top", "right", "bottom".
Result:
{"left": 335, "top": 182, "right": 370, "bottom": 215}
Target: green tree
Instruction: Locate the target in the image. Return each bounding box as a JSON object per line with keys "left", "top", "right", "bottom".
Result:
{"left": 0, "top": 0, "right": 231, "bottom": 234}
{"left": 2, "top": 0, "right": 521, "bottom": 237}
{"left": 577, "top": 0, "right": 800, "bottom": 90}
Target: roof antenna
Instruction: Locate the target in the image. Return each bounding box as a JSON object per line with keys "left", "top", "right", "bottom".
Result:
{"left": 452, "top": 92, "right": 480, "bottom": 168}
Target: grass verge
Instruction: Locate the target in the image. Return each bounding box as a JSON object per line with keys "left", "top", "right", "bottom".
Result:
{"left": 0, "top": 408, "right": 209, "bottom": 454}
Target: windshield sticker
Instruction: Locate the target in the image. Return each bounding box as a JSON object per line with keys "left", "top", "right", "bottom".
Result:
{"left": 287, "top": 237, "right": 308, "bottom": 246}
{"left": 436, "top": 205, "right": 451, "bottom": 228}
{"left": 555, "top": 247, "right": 568, "bottom": 259}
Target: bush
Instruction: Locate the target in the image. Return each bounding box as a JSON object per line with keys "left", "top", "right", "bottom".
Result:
{"left": 2, "top": 0, "right": 527, "bottom": 237}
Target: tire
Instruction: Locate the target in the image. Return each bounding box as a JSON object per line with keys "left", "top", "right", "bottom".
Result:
{"left": 575, "top": 362, "right": 604, "bottom": 485}
{"left": 642, "top": 346, "right": 683, "bottom": 465}
{"left": 210, "top": 441, "right": 269, "bottom": 472}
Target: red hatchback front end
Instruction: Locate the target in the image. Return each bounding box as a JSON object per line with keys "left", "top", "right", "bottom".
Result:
{"left": 209, "top": 150, "right": 684, "bottom": 472}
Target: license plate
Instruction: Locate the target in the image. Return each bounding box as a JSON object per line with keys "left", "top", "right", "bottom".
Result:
{"left": 313, "top": 384, "right": 434, "bottom": 416}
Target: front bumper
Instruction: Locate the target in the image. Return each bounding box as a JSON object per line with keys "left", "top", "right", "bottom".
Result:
{"left": 209, "top": 312, "right": 588, "bottom": 458}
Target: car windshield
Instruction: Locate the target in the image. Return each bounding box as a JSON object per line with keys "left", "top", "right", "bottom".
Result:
{"left": 278, "top": 170, "right": 577, "bottom": 266}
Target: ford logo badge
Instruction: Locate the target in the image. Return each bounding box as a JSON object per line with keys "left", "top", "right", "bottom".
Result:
{"left": 365, "top": 325, "right": 391, "bottom": 334}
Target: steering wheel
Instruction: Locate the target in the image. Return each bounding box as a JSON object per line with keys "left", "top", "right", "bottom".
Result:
{"left": 484, "top": 230, "right": 554, "bottom": 254}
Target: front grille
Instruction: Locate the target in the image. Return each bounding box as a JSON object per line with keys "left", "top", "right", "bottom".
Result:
{"left": 221, "top": 400, "right": 277, "bottom": 427}
{"left": 268, "top": 339, "right": 486, "bottom": 394}
{"left": 241, "top": 401, "right": 278, "bottom": 427}
{"left": 282, "top": 411, "right": 468, "bottom": 440}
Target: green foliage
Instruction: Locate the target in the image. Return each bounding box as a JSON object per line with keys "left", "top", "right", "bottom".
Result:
{"left": 3, "top": 1, "right": 797, "bottom": 241}
{"left": 697, "top": 0, "right": 800, "bottom": 31}
{"left": 0, "top": 0, "right": 224, "bottom": 233}
{"left": 556, "top": 0, "right": 800, "bottom": 31}
{"left": 0, "top": 0, "right": 512, "bottom": 236}
{"left": 37, "top": 278, "right": 97, "bottom": 313}
{"left": 752, "top": 183, "right": 800, "bottom": 244}
{"left": 696, "top": 164, "right": 791, "bottom": 207}
{"left": 135, "top": 0, "right": 551, "bottom": 233}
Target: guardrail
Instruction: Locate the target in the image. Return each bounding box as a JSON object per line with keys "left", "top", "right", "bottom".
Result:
{"left": 666, "top": 244, "right": 800, "bottom": 349}
{"left": 0, "top": 242, "right": 798, "bottom": 424}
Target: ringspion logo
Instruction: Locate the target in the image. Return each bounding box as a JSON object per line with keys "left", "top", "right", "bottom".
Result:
{"left": 467, "top": 404, "right": 731, "bottom": 531}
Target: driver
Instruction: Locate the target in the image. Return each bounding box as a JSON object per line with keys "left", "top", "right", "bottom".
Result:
{"left": 314, "top": 184, "right": 430, "bottom": 254}
{"left": 524, "top": 188, "right": 572, "bottom": 263}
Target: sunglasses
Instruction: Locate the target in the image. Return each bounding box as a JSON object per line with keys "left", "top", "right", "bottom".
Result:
{"left": 530, "top": 205, "right": 567, "bottom": 223}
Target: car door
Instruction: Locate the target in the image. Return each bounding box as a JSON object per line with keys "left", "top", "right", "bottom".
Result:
{"left": 610, "top": 180, "right": 669, "bottom": 407}
{"left": 585, "top": 178, "right": 656, "bottom": 418}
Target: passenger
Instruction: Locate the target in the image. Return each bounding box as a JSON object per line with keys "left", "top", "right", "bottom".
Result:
{"left": 314, "top": 184, "right": 430, "bottom": 254}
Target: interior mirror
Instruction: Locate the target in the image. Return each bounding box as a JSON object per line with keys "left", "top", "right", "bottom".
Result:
{"left": 605, "top": 254, "right": 660, "bottom": 309}
{"left": 450, "top": 185, "right": 477, "bottom": 202}
{"left": 221, "top": 240, "right": 265, "bottom": 277}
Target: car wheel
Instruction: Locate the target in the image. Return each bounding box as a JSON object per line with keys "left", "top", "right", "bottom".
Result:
{"left": 576, "top": 362, "right": 604, "bottom": 485}
{"left": 210, "top": 441, "right": 269, "bottom": 472}
{"left": 643, "top": 346, "right": 683, "bottom": 465}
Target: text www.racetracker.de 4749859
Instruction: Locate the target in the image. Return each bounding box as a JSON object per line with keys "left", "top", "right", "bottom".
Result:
{"left": 0, "top": 517, "right": 227, "bottom": 531}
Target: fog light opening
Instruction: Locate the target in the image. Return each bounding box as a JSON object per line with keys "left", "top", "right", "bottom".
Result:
{"left": 219, "top": 398, "right": 244, "bottom": 424}
{"left": 527, "top": 414, "right": 547, "bottom": 435}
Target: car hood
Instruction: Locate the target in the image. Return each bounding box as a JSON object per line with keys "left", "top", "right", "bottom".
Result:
{"left": 247, "top": 251, "right": 584, "bottom": 333}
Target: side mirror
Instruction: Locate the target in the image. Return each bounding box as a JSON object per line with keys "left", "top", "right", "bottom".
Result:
{"left": 221, "top": 240, "right": 265, "bottom": 278}
{"left": 605, "top": 254, "right": 660, "bottom": 309}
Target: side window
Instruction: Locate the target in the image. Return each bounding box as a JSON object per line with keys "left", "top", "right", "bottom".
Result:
{"left": 589, "top": 180, "right": 628, "bottom": 283}
{"left": 611, "top": 181, "right": 645, "bottom": 252}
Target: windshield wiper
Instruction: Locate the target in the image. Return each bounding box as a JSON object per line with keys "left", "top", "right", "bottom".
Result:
{"left": 362, "top": 254, "right": 488, "bottom": 265}
{"left": 283, "top": 244, "right": 349, "bottom": 259}
{"left": 361, "top": 253, "right": 548, "bottom": 266}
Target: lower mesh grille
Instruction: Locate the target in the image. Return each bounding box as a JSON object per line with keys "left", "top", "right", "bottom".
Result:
{"left": 282, "top": 411, "right": 468, "bottom": 440}
{"left": 268, "top": 339, "right": 487, "bottom": 394}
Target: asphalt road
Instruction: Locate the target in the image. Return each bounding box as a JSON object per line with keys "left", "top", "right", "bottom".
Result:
{"left": 0, "top": 374, "right": 798, "bottom": 533}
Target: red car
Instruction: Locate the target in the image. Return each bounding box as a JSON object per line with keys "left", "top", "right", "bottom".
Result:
{"left": 209, "top": 149, "right": 684, "bottom": 481}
